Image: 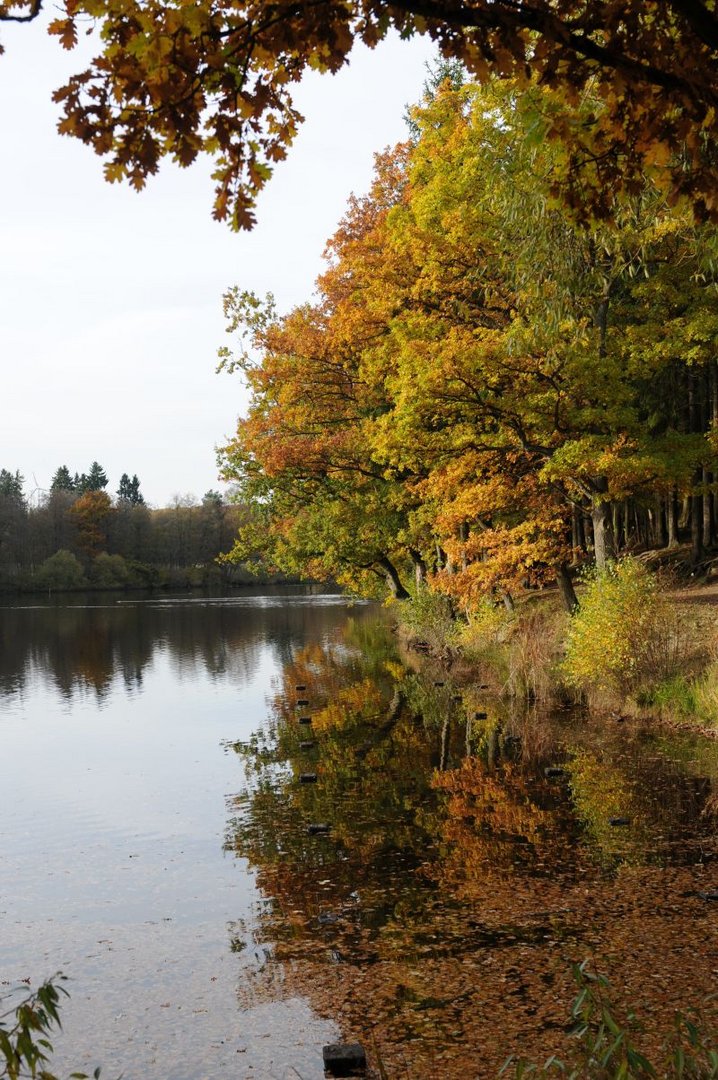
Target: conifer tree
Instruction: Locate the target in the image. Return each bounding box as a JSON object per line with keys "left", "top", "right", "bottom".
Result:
{"left": 50, "top": 465, "right": 75, "bottom": 492}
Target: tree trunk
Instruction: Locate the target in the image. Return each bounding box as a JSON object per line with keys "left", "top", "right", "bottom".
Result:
{"left": 654, "top": 494, "right": 667, "bottom": 548}
{"left": 409, "top": 547, "right": 427, "bottom": 588}
{"left": 556, "top": 563, "right": 579, "bottom": 613}
{"left": 689, "top": 375, "right": 704, "bottom": 563}
{"left": 703, "top": 467, "right": 713, "bottom": 548}
{"left": 377, "top": 556, "right": 410, "bottom": 600}
{"left": 667, "top": 489, "right": 680, "bottom": 547}
{"left": 591, "top": 479, "right": 615, "bottom": 570}
{"left": 459, "top": 521, "right": 468, "bottom": 571}
{"left": 691, "top": 470, "right": 704, "bottom": 564}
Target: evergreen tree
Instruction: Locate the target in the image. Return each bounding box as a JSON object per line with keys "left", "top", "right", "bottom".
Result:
{"left": 0, "top": 469, "right": 24, "bottom": 502}
{"left": 117, "top": 472, "right": 144, "bottom": 505}
{"left": 50, "top": 465, "right": 75, "bottom": 492}
{"left": 85, "top": 461, "right": 109, "bottom": 491}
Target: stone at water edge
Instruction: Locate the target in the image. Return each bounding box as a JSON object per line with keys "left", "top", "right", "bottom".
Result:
{"left": 322, "top": 1042, "right": 367, "bottom": 1076}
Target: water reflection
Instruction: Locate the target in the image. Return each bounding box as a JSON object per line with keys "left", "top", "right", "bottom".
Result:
{"left": 0, "top": 590, "right": 373, "bottom": 1080}
{"left": 228, "top": 619, "right": 718, "bottom": 1077}
{"left": 0, "top": 588, "right": 362, "bottom": 704}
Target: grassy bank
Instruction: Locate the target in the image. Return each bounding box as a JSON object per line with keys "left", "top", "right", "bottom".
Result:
{"left": 396, "top": 557, "right": 718, "bottom": 729}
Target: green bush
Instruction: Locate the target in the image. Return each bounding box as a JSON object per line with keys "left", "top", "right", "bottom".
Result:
{"left": 90, "top": 552, "right": 129, "bottom": 588}
{"left": 33, "top": 550, "right": 86, "bottom": 591}
{"left": 563, "top": 559, "right": 690, "bottom": 699}
{"left": 398, "top": 585, "right": 458, "bottom": 653}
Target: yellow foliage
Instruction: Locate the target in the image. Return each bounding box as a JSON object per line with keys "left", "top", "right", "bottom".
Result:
{"left": 563, "top": 559, "right": 687, "bottom": 697}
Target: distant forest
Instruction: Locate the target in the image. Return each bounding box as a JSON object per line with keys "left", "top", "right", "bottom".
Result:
{"left": 0, "top": 462, "right": 253, "bottom": 592}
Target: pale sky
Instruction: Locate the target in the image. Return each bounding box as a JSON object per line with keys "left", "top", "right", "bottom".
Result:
{"left": 0, "top": 22, "right": 435, "bottom": 507}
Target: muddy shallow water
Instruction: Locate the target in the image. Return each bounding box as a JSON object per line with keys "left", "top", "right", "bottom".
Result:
{"left": 2, "top": 592, "right": 718, "bottom": 1078}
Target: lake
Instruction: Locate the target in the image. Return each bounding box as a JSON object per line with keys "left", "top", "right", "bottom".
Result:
{"left": 2, "top": 591, "right": 718, "bottom": 1078}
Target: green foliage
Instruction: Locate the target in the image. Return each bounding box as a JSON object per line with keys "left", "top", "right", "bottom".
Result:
{"left": 398, "top": 586, "right": 458, "bottom": 652}
{"left": 503, "top": 960, "right": 718, "bottom": 1078}
{"left": 50, "top": 467, "right": 75, "bottom": 493}
{"left": 0, "top": 975, "right": 100, "bottom": 1080}
{"left": 116, "top": 473, "right": 143, "bottom": 505}
{"left": 0, "top": 470, "right": 24, "bottom": 502}
{"left": 89, "top": 552, "right": 129, "bottom": 588}
{"left": 563, "top": 560, "right": 690, "bottom": 698}
{"left": 34, "top": 550, "right": 86, "bottom": 591}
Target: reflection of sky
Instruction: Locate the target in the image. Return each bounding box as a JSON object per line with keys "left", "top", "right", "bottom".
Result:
{"left": 0, "top": 595, "right": 359, "bottom": 1079}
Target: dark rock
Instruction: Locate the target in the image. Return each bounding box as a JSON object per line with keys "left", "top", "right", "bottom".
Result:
{"left": 475, "top": 711, "right": 488, "bottom": 720}
{"left": 608, "top": 817, "right": 631, "bottom": 827}
{"left": 318, "top": 911, "right": 340, "bottom": 925}
{"left": 299, "top": 740, "right": 315, "bottom": 750}
{"left": 322, "top": 1042, "right": 366, "bottom": 1077}
{"left": 307, "top": 823, "right": 331, "bottom": 835}
{"left": 295, "top": 684, "right": 307, "bottom": 691}
{"left": 478, "top": 683, "right": 490, "bottom": 689}
{"left": 544, "top": 767, "right": 567, "bottom": 778}
{"left": 300, "top": 773, "right": 318, "bottom": 784}
{"left": 452, "top": 694, "right": 462, "bottom": 703}
{"left": 434, "top": 681, "right": 445, "bottom": 687}
{"left": 298, "top": 716, "right": 313, "bottom": 725}
{"left": 297, "top": 699, "right": 309, "bottom": 707}
{"left": 697, "top": 890, "right": 718, "bottom": 901}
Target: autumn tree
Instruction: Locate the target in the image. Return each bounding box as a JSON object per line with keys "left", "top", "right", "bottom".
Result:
{"left": 220, "top": 72, "right": 718, "bottom": 609}
{"left": 3, "top": 0, "right": 718, "bottom": 228}
{"left": 69, "top": 489, "right": 113, "bottom": 558}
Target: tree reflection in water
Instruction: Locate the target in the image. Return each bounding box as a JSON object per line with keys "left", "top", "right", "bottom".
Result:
{"left": 227, "top": 616, "right": 718, "bottom": 1077}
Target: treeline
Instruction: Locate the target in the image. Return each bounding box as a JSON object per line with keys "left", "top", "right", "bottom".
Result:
{"left": 0, "top": 463, "right": 249, "bottom": 592}
{"left": 218, "top": 69, "right": 718, "bottom": 611}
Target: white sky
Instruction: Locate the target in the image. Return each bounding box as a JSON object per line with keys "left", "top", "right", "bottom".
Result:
{"left": 0, "top": 22, "right": 435, "bottom": 507}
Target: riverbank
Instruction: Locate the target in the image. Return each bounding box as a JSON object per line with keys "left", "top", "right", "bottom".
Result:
{"left": 395, "top": 556, "right": 718, "bottom": 734}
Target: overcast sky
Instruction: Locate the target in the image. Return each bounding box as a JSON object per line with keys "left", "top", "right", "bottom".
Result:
{"left": 0, "top": 23, "right": 435, "bottom": 507}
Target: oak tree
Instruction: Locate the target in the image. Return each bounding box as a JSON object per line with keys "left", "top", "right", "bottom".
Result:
{"left": 4, "top": 0, "right": 718, "bottom": 227}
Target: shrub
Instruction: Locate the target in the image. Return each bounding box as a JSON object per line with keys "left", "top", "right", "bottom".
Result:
{"left": 90, "top": 552, "right": 129, "bottom": 588}
{"left": 34, "top": 550, "right": 86, "bottom": 591}
{"left": 563, "top": 559, "right": 692, "bottom": 700}
{"left": 456, "top": 601, "right": 566, "bottom": 702}
{"left": 398, "top": 585, "right": 458, "bottom": 653}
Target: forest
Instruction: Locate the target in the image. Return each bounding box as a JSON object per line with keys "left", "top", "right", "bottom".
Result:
{"left": 0, "top": 462, "right": 248, "bottom": 591}
{"left": 218, "top": 67, "right": 718, "bottom": 615}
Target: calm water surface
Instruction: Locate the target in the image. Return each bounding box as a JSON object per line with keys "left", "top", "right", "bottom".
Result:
{"left": 0, "top": 589, "right": 366, "bottom": 1080}
{"left": 3, "top": 591, "right": 718, "bottom": 1079}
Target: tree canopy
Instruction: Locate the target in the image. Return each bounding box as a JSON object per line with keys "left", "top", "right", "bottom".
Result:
{"left": 219, "top": 74, "right": 718, "bottom": 605}
{"left": 3, "top": 0, "right": 718, "bottom": 227}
